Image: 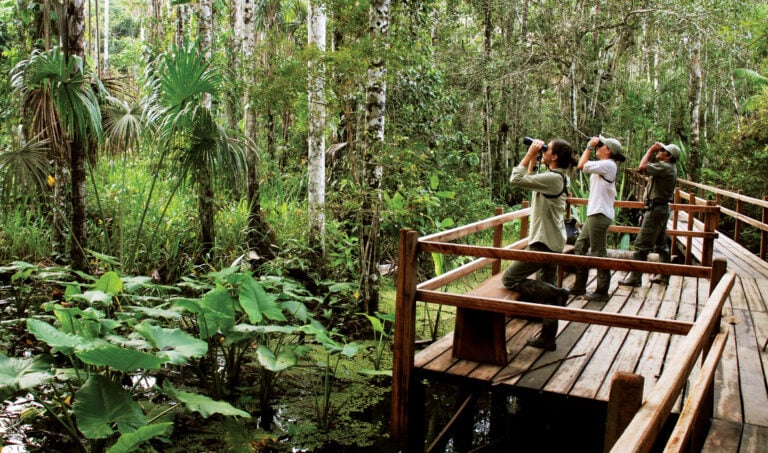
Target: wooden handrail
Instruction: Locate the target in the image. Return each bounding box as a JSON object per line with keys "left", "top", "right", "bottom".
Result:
{"left": 677, "top": 178, "right": 768, "bottom": 208}
{"left": 663, "top": 331, "right": 729, "bottom": 453}
{"left": 608, "top": 271, "right": 735, "bottom": 453}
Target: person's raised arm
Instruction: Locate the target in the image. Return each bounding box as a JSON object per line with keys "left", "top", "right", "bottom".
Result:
{"left": 521, "top": 139, "right": 545, "bottom": 174}
{"left": 639, "top": 142, "right": 663, "bottom": 172}
{"left": 578, "top": 136, "right": 601, "bottom": 170}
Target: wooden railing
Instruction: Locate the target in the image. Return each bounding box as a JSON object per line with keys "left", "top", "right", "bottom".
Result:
{"left": 391, "top": 201, "right": 729, "bottom": 452}
{"left": 626, "top": 169, "right": 768, "bottom": 261}
{"left": 676, "top": 178, "right": 768, "bottom": 261}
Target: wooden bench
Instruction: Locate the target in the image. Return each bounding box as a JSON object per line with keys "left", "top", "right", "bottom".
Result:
{"left": 452, "top": 272, "right": 518, "bottom": 365}
{"left": 452, "top": 245, "right": 575, "bottom": 366}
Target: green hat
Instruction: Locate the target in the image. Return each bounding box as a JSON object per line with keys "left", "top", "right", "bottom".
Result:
{"left": 661, "top": 143, "right": 681, "bottom": 160}
{"left": 598, "top": 135, "right": 626, "bottom": 162}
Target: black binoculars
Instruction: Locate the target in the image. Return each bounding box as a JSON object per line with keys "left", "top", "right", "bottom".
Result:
{"left": 523, "top": 137, "right": 548, "bottom": 151}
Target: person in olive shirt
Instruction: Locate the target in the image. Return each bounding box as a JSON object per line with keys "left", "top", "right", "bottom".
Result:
{"left": 620, "top": 141, "right": 680, "bottom": 287}
{"left": 502, "top": 138, "right": 577, "bottom": 351}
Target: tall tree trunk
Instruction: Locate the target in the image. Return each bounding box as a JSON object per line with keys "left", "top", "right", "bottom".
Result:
{"left": 242, "top": 0, "right": 273, "bottom": 260}
{"left": 688, "top": 35, "right": 703, "bottom": 181}
{"left": 307, "top": 1, "right": 327, "bottom": 254}
{"left": 198, "top": 166, "right": 215, "bottom": 255}
{"left": 103, "top": 0, "right": 110, "bottom": 73}
{"left": 197, "top": 0, "right": 216, "bottom": 255}
{"left": 66, "top": 0, "right": 88, "bottom": 271}
{"left": 481, "top": 0, "right": 491, "bottom": 192}
{"left": 360, "top": 0, "right": 389, "bottom": 315}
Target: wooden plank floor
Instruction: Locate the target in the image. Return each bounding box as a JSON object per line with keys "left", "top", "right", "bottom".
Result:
{"left": 414, "top": 226, "right": 768, "bottom": 450}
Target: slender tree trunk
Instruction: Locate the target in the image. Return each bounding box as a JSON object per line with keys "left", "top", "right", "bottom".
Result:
{"left": 66, "top": 0, "right": 88, "bottom": 271}
{"left": 198, "top": 166, "right": 215, "bottom": 255}
{"left": 197, "top": 0, "right": 216, "bottom": 255}
{"left": 307, "top": 1, "right": 327, "bottom": 253}
{"left": 481, "top": 0, "right": 491, "bottom": 191}
{"left": 688, "top": 36, "right": 703, "bottom": 181}
{"left": 242, "top": 0, "right": 273, "bottom": 260}
{"left": 360, "top": 0, "right": 389, "bottom": 315}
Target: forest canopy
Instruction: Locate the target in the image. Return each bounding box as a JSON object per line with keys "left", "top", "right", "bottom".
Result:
{"left": 0, "top": 0, "right": 766, "bottom": 308}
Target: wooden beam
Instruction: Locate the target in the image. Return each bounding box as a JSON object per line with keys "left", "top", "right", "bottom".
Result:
{"left": 417, "top": 289, "right": 694, "bottom": 335}
{"left": 418, "top": 242, "right": 712, "bottom": 278}
{"left": 392, "top": 229, "right": 419, "bottom": 450}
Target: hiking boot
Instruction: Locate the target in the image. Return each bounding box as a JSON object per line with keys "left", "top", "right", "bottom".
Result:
{"left": 569, "top": 268, "right": 588, "bottom": 296}
{"left": 526, "top": 319, "right": 557, "bottom": 351}
{"left": 620, "top": 272, "right": 643, "bottom": 287}
{"left": 569, "top": 285, "right": 586, "bottom": 297}
{"left": 650, "top": 274, "right": 669, "bottom": 285}
{"left": 584, "top": 292, "right": 609, "bottom": 302}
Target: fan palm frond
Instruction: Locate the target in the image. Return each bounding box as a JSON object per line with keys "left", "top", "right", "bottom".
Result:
{"left": 103, "top": 96, "right": 145, "bottom": 155}
{"left": 0, "top": 138, "right": 52, "bottom": 205}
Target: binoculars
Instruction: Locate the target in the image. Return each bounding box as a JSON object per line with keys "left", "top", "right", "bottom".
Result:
{"left": 523, "top": 137, "right": 548, "bottom": 151}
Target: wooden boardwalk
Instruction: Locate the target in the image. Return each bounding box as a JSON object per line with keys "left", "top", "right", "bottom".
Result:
{"left": 411, "top": 223, "right": 768, "bottom": 451}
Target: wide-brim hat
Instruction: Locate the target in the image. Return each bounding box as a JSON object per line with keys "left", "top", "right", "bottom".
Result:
{"left": 599, "top": 135, "right": 626, "bottom": 162}
{"left": 661, "top": 143, "right": 681, "bottom": 160}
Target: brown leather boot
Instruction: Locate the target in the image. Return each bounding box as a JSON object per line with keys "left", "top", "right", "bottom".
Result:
{"left": 527, "top": 318, "right": 557, "bottom": 351}
{"left": 620, "top": 272, "right": 643, "bottom": 287}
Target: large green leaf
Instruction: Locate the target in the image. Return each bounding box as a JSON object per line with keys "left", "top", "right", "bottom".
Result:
{"left": 135, "top": 322, "right": 208, "bottom": 365}
{"left": 0, "top": 353, "right": 53, "bottom": 400}
{"left": 93, "top": 271, "right": 123, "bottom": 295}
{"left": 255, "top": 345, "right": 297, "bottom": 372}
{"left": 74, "top": 375, "right": 146, "bottom": 439}
{"left": 238, "top": 275, "right": 286, "bottom": 324}
{"left": 27, "top": 318, "right": 84, "bottom": 355}
{"left": 76, "top": 344, "right": 166, "bottom": 372}
{"left": 162, "top": 382, "right": 250, "bottom": 418}
{"left": 106, "top": 422, "right": 173, "bottom": 453}
{"left": 70, "top": 290, "right": 112, "bottom": 305}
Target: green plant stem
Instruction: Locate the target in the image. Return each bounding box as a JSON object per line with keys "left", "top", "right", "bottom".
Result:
{"left": 31, "top": 389, "right": 86, "bottom": 453}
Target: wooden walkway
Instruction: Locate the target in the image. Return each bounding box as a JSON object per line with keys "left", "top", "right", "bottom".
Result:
{"left": 672, "top": 212, "right": 768, "bottom": 451}
{"left": 411, "top": 222, "right": 768, "bottom": 451}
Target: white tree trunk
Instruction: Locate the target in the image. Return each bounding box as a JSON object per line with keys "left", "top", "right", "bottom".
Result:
{"left": 307, "top": 1, "right": 327, "bottom": 252}
{"left": 104, "top": 0, "right": 109, "bottom": 70}
{"left": 360, "top": 0, "right": 389, "bottom": 314}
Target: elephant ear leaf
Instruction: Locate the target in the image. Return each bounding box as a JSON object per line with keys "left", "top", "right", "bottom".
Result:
{"left": 135, "top": 322, "right": 208, "bottom": 364}
{"left": 26, "top": 318, "right": 83, "bottom": 355}
{"left": 76, "top": 343, "right": 166, "bottom": 372}
{"left": 162, "top": 382, "right": 251, "bottom": 418}
{"left": 256, "top": 345, "right": 297, "bottom": 372}
{"left": 74, "top": 375, "right": 147, "bottom": 439}
{"left": 238, "top": 275, "right": 286, "bottom": 323}
{"left": 0, "top": 353, "right": 53, "bottom": 400}
{"left": 106, "top": 422, "right": 174, "bottom": 453}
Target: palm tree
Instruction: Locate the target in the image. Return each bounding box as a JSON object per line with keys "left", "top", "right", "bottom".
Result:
{"left": 10, "top": 47, "right": 104, "bottom": 270}
{"left": 145, "top": 41, "right": 247, "bottom": 258}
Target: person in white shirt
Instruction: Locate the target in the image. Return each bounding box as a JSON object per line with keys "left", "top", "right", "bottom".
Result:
{"left": 569, "top": 135, "right": 625, "bottom": 302}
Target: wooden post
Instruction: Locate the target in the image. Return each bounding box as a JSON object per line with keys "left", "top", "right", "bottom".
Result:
{"left": 734, "top": 190, "right": 743, "bottom": 243}
{"left": 521, "top": 200, "right": 530, "bottom": 239}
{"left": 762, "top": 196, "right": 768, "bottom": 260}
{"left": 671, "top": 189, "right": 681, "bottom": 260}
{"left": 604, "top": 372, "right": 644, "bottom": 452}
{"left": 392, "top": 229, "right": 420, "bottom": 451}
{"left": 685, "top": 193, "right": 696, "bottom": 265}
{"left": 492, "top": 206, "right": 504, "bottom": 275}
{"left": 701, "top": 201, "right": 719, "bottom": 267}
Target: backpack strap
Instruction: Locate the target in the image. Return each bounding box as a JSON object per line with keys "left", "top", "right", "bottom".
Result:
{"left": 543, "top": 171, "right": 568, "bottom": 199}
{"left": 601, "top": 175, "right": 615, "bottom": 184}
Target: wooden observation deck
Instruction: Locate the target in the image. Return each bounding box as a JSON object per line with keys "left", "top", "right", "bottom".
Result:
{"left": 390, "top": 180, "right": 768, "bottom": 453}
